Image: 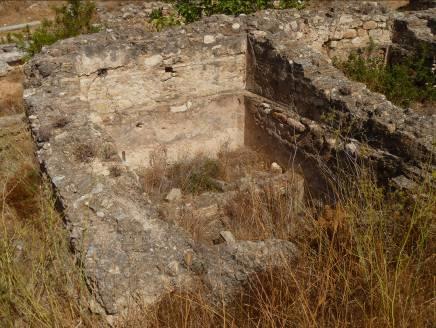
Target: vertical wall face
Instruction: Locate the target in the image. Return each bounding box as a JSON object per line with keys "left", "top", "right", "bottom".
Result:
{"left": 246, "top": 37, "right": 330, "bottom": 121}
{"left": 76, "top": 39, "right": 248, "bottom": 168}
{"left": 108, "top": 93, "right": 246, "bottom": 168}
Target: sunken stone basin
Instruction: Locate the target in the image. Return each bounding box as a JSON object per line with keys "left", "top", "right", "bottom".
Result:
{"left": 24, "top": 4, "right": 435, "bottom": 320}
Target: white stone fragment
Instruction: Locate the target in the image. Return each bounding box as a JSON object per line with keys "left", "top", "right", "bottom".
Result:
{"left": 165, "top": 188, "right": 182, "bottom": 202}
{"left": 170, "top": 101, "right": 192, "bottom": 113}
{"left": 144, "top": 54, "right": 163, "bottom": 67}
{"left": 220, "top": 231, "right": 236, "bottom": 245}
{"left": 345, "top": 143, "right": 358, "bottom": 155}
{"left": 271, "top": 162, "right": 283, "bottom": 174}
{"left": 203, "top": 35, "right": 216, "bottom": 44}
{"left": 166, "top": 260, "right": 180, "bottom": 276}
{"left": 232, "top": 23, "right": 240, "bottom": 30}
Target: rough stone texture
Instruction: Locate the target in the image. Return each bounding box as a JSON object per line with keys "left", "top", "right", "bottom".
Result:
{"left": 23, "top": 1, "right": 435, "bottom": 319}
{"left": 0, "top": 44, "right": 25, "bottom": 77}
{"left": 391, "top": 7, "right": 436, "bottom": 59}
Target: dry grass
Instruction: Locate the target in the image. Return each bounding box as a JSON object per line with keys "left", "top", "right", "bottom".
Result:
{"left": 1, "top": 125, "right": 433, "bottom": 327}
{"left": 122, "top": 164, "right": 435, "bottom": 328}
{"left": 0, "top": 123, "right": 100, "bottom": 327}
{"left": 225, "top": 171, "right": 306, "bottom": 241}
{"left": 143, "top": 145, "right": 269, "bottom": 196}
{"left": 0, "top": 68, "right": 24, "bottom": 117}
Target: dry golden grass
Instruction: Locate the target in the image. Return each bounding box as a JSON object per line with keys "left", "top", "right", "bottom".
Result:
{"left": 1, "top": 121, "right": 433, "bottom": 327}
{"left": 0, "top": 123, "right": 100, "bottom": 327}
{"left": 225, "top": 171, "right": 306, "bottom": 241}
{"left": 143, "top": 145, "right": 269, "bottom": 196}
{"left": 122, "top": 164, "right": 435, "bottom": 328}
{"left": 0, "top": 68, "right": 24, "bottom": 117}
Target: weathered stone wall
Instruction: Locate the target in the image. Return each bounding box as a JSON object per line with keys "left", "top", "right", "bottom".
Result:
{"left": 75, "top": 32, "right": 247, "bottom": 167}
{"left": 391, "top": 7, "right": 436, "bottom": 62}
{"left": 246, "top": 34, "right": 434, "bottom": 187}
{"left": 22, "top": 2, "right": 435, "bottom": 321}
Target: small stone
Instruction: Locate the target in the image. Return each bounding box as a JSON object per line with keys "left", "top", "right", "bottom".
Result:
{"left": 89, "top": 298, "right": 105, "bottom": 315}
{"left": 343, "top": 29, "right": 357, "bottom": 39}
{"left": 183, "top": 249, "right": 194, "bottom": 267}
{"left": 386, "top": 123, "right": 396, "bottom": 133}
{"left": 144, "top": 54, "right": 162, "bottom": 67}
{"left": 339, "top": 15, "right": 354, "bottom": 24}
{"left": 287, "top": 117, "right": 306, "bottom": 133}
{"left": 252, "top": 30, "right": 267, "bottom": 38}
{"left": 220, "top": 231, "right": 236, "bottom": 245}
{"left": 290, "top": 21, "right": 298, "bottom": 31}
{"left": 369, "top": 29, "right": 383, "bottom": 38}
{"left": 271, "top": 162, "right": 283, "bottom": 174}
{"left": 203, "top": 35, "right": 216, "bottom": 44}
{"left": 363, "top": 21, "right": 377, "bottom": 30}
{"left": 170, "top": 101, "right": 191, "bottom": 113}
{"left": 166, "top": 260, "right": 180, "bottom": 276}
{"left": 392, "top": 175, "right": 417, "bottom": 190}
{"left": 232, "top": 23, "right": 240, "bottom": 30}
{"left": 345, "top": 143, "right": 358, "bottom": 155}
{"left": 357, "top": 28, "right": 367, "bottom": 37}
{"left": 165, "top": 188, "right": 182, "bottom": 202}
{"left": 339, "top": 85, "right": 352, "bottom": 95}
{"left": 324, "top": 137, "right": 338, "bottom": 149}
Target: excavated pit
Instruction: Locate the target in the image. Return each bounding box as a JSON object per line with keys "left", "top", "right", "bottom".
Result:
{"left": 24, "top": 4, "right": 435, "bottom": 319}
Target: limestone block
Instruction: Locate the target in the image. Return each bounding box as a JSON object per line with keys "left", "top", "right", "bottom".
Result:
{"left": 369, "top": 28, "right": 383, "bottom": 38}
{"left": 343, "top": 29, "right": 357, "bottom": 39}
{"left": 357, "top": 28, "right": 368, "bottom": 37}
{"left": 165, "top": 188, "right": 182, "bottom": 202}
{"left": 363, "top": 20, "right": 377, "bottom": 30}
{"left": 204, "top": 35, "right": 216, "bottom": 44}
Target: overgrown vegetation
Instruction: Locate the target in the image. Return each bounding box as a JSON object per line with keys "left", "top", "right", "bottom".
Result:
{"left": 173, "top": 0, "right": 306, "bottom": 23}
{"left": 335, "top": 43, "right": 436, "bottom": 108}
{"left": 150, "top": 7, "right": 181, "bottom": 31}
{"left": 142, "top": 146, "right": 268, "bottom": 196}
{"left": 123, "top": 163, "right": 435, "bottom": 328}
{"left": 150, "top": 0, "right": 307, "bottom": 29}
{"left": 225, "top": 171, "right": 304, "bottom": 241}
{"left": 5, "top": 0, "right": 99, "bottom": 58}
{"left": 0, "top": 123, "right": 99, "bottom": 327}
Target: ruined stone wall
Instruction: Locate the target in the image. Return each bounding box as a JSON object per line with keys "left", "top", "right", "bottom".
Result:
{"left": 22, "top": 2, "right": 435, "bottom": 320}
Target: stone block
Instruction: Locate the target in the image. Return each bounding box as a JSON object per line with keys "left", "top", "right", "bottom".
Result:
{"left": 363, "top": 20, "right": 377, "bottom": 30}
{"left": 343, "top": 29, "right": 357, "bottom": 39}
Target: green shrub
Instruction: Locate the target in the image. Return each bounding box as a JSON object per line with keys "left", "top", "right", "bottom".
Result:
{"left": 15, "top": 0, "right": 99, "bottom": 58}
{"left": 159, "top": 0, "right": 307, "bottom": 25}
{"left": 335, "top": 45, "right": 435, "bottom": 108}
{"left": 150, "top": 7, "right": 182, "bottom": 31}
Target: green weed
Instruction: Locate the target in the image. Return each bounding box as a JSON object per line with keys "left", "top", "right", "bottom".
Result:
{"left": 335, "top": 44, "right": 435, "bottom": 108}
{"left": 154, "top": 0, "right": 307, "bottom": 25}
{"left": 7, "top": 0, "right": 99, "bottom": 59}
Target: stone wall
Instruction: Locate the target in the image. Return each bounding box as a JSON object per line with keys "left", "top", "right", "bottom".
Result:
{"left": 23, "top": 2, "right": 435, "bottom": 320}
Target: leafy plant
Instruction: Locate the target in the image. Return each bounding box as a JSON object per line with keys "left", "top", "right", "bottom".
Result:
{"left": 150, "top": 7, "right": 181, "bottom": 31}
{"left": 335, "top": 44, "right": 435, "bottom": 108}
{"left": 14, "top": 0, "right": 99, "bottom": 58}
{"left": 159, "top": 0, "right": 307, "bottom": 24}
